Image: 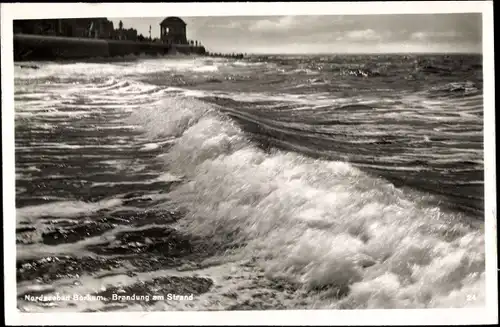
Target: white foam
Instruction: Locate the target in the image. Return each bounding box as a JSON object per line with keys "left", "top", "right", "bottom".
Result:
{"left": 16, "top": 142, "right": 135, "bottom": 150}
{"left": 124, "top": 96, "right": 213, "bottom": 139}
{"left": 90, "top": 172, "right": 182, "bottom": 187}
{"left": 192, "top": 65, "right": 219, "bottom": 73}
{"left": 14, "top": 58, "right": 220, "bottom": 82}
{"left": 154, "top": 172, "right": 183, "bottom": 183}
{"left": 139, "top": 143, "right": 160, "bottom": 151}
{"left": 130, "top": 96, "right": 485, "bottom": 309}
{"left": 16, "top": 198, "right": 123, "bottom": 223}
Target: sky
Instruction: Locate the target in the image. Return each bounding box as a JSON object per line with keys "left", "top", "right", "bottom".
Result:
{"left": 110, "top": 14, "right": 482, "bottom": 54}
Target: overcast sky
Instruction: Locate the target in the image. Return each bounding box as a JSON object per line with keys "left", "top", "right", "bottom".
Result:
{"left": 110, "top": 13, "right": 482, "bottom": 54}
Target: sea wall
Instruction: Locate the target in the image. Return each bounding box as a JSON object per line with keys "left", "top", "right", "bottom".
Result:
{"left": 14, "top": 34, "right": 206, "bottom": 61}
{"left": 172, "top": 44, "right": 207, "bottom": 56}
{"left": 14, "top": 34, "right": 109, "bottom": 60}
{"left": 107, "top": 39, "right": 144, "bottom": 57}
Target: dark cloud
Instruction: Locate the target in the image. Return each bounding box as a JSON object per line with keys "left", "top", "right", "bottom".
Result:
{"left": 112, "top": 13, "right": 482, "bottom": 54}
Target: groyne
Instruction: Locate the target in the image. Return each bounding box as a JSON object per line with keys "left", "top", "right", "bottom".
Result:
{"left": 207, "top": 52, "right": 245, "bottom": 60}
{"left": 14, "top": 34, "right": 206, "bottom": 61}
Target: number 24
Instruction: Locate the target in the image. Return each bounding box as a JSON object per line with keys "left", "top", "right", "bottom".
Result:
{"left": 467, "top": 294, "right": 477, "bottom": 301}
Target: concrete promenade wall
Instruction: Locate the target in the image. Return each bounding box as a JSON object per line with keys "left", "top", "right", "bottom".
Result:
{"left": 173, "top": 44, "right": 207, "bottom": 55}
{"left": 14, "top": 34, "right": 109, "bottom": 60}
{"left": 14, "top": 34, "right": 206, "bottom": 61}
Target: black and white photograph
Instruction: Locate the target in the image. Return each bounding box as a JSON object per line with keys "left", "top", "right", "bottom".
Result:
{"left": 2, "top": 2, "right": 497, "bottom": 325}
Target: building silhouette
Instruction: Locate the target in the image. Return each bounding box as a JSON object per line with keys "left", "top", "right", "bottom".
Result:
{"left": 13, "top": 17, "right": 203, "bottom": 48}
{"left": 160, "top": 17, "right": 187, "bottom": 45}
{"left": 13, "top": 18, "right": 114, "bottom": 39}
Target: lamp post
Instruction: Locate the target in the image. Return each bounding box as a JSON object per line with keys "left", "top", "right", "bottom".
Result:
{"left": 119, "top": 20, "right": 123, "bottom": 40}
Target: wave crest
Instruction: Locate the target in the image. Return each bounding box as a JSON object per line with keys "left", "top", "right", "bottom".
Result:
{"left": 129, "top": 94, "right": 485, "bottom": 308}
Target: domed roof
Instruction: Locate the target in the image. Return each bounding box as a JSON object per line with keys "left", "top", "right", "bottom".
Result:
{"left": 160, "top": 17, "right": 186, "bottom": 26}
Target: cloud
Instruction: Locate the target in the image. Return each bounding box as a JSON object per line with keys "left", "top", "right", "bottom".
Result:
{"left": 411, "top": 31, "right": 464, "bottom": 41}
{"left": 248, "top": 16, "right": 297, "bottom": 32}
{"left": 224, "top": 21, "right": 243, "bottom": 29}
{"left": 345, "top": 29, "right": 382, "bottom": 41}
{"left": 111, "top": 14, "right": 481, "bottom": 54}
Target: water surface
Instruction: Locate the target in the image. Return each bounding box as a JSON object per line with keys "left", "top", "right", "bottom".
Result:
{"left": 15, "top": 54, "right": 485, "bottom": 311}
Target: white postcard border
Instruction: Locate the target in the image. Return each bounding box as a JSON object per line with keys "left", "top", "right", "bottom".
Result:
{"left": 1, "top": 2, "right": 496, "bottom": 325}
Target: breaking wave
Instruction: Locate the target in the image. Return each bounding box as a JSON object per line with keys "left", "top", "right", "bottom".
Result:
{"left": 125, "top": 95, "right": 485, "bottom": 309}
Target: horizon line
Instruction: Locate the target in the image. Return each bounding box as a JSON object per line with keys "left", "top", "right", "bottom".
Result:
{"left": 214, "top": 51, "right": 483, "bottom": 56}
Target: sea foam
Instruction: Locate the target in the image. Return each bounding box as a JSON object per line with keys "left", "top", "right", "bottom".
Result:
{"left": 126, "top": 94, "right": 485, "bottom": 309}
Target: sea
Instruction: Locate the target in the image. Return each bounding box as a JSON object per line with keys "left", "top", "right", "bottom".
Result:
{"left": 14, "top": 53, "right": 485, "bottom": 311}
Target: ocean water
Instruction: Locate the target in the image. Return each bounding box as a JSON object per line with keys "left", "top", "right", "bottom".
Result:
{"left": 15, "top": 54, "right": 485, "bottom": 311}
